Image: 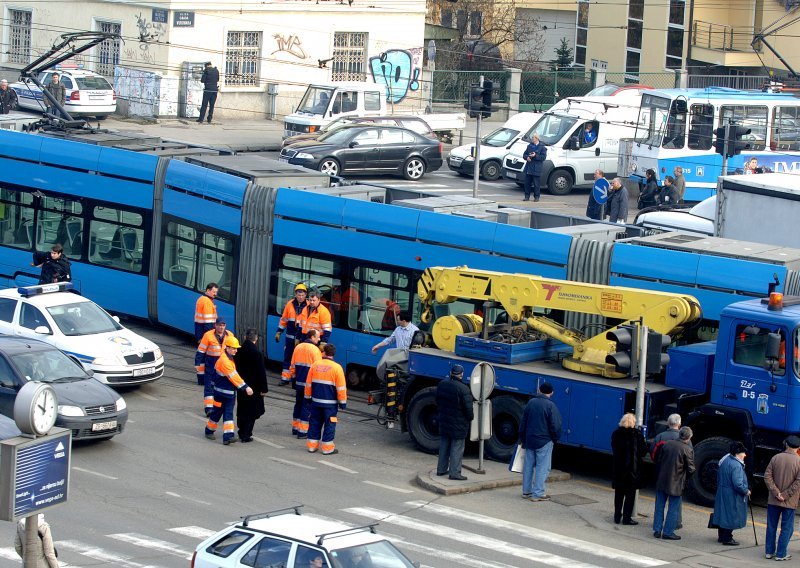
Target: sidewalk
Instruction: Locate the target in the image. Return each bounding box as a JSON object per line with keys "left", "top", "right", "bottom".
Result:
{"left": 416, "top": 459, "right": 570, "bottom": 496}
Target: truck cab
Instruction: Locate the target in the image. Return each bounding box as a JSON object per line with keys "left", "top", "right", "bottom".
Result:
{"left": 283, "top": 82, "right": 388, "bottom": 139}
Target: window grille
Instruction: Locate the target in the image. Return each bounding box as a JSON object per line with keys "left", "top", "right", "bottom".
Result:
{"left": 8, "top": 10, "right": 32, "bottom": 64}
{"left": 225, "top": 31, "right": 262, "bottom": 87}
{"left": 332, "top": 32, "right": 367, "bottom": 82}
{"left": 96, "top": 21, "right": 121, "bottom": 77}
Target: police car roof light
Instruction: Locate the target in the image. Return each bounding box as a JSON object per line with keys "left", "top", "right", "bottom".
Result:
{"left": 18, "top": 282, "right": 73, "bottom": 297}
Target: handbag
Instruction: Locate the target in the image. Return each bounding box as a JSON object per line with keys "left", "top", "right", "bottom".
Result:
{"left": 509, "top": 444, "right": 525, "bottom": 473}
{"left": 707, "top": 512, "right": 718, "bottom": 529}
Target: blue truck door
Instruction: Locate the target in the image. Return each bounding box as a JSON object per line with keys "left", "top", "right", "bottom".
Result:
{"left": 592, "top": 387, "right": 625, "bottom": 452}
{"left": 716, "top": 321, "right": 788, "bottom": 431}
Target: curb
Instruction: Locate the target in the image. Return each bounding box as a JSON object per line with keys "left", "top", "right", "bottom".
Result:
{"left": 415, "top": 467, "right": 571, "bottom": 496}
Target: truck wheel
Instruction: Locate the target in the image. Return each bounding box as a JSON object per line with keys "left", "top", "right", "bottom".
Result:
{"left": 685, "top": 436, "right": 731, "bottom": 506}
{"left": 548, "top": 170, "right": 574, "bottom": 195}
{"left": 407, "top": 387, "right": 439, "bottom": 454}
{"left": 480, "top": 160, "right": 502, "bottom": 181}
{"left": 485, "top": 396, "right": 525, "bottom": 462}
{"left": 319, "top": 158, "right": 340, "bottom": 176}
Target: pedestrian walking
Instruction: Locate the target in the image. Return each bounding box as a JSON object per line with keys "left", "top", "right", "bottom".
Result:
{"left": 44, "top": 73, "right": 66, "bottom": 117}
{"left": 0, "top": 79, "right": 18, "bottom": 114}
{"left": 205, "top": 335, "right": 252, "bottom": 445}
{"left": 275, "top": 283, "right": 308, "bottom": 386}
{"left": 764, "top": 435, "right": 800, "bottom": 560}
{"left": 606, "top": 178, "right": 629, "bottom": 224}
{"left": 194, "top": 282, "right": 218, "bottom": 343}
{"left": 522, "top": 134, "right": 547, "bottom": 202}
{"left": 436, "top": 364, "right": 474, "bottom": 480}
{"left": 371, "top": 311, "right": 419, "bottom": 353}
{"left": 638, "top": 169, "right": 660, "bottom": 209}
{"left": 290, "top": 329, "right": 322, "bottom": 438}
{"left": 305, "top": 343, "right": 346, "bottom": 455}
{"left": 297, "top": 288, "right": 332, "bottom": 346}
{"left": 197, "top": 62, "right": 220, "bottom": 124}
{"left": 672, "top": 166, "right": 686, "bottom": 203}
{"left": 653, "top": 426, "right": 695, "bottom": 540}
{"left": 14, "top": 514, "right": 58, "bottom": 568}
{"left": 519, "top": 382, "right": 562, "bottom": 500}
{"left": 611, "top": 413, "right": 647, "bottom": 525}
{"left": 195, "top": 317, "right": 231, "bottom": 415}
{"left": 586, "top": 169, "right": 605, "bottom": 220}
{"left": 32, "top": 244, "right": 71, "bottom": 284}
{"left": 711, "top": 441, "right": 750, "bottom": 545}
{"left": 650, "top": 413, "right": 691, "bottom": 529}
{"left": 235, "top": 329, "right": 268, "bottom": 443}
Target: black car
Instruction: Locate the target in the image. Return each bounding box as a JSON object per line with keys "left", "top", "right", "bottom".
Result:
{"left": 0, "top": 337, "right": 128, "bottom": 440}
{"left": 280, "top": 124, "right": 443, "bottom": 180}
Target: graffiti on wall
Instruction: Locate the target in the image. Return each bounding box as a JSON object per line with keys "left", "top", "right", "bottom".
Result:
{"left": 272, "top": 33, "right": 308, "bottom": 59}
{"left": 369, "top": 48, "right": 422, "bottom": 103}
{"left": 128, "top": 12, "right": 165, "bottom": 65}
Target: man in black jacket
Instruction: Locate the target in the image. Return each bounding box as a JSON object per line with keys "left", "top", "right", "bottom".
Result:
{"left": 0, "top": 80, "right": 18, "bottom": 114}
{"left": 519, "top": 382, "right": 562, "bottom": 500}
{"left": 235, "top": 329, "right": 268, "bottom": 443}
{"left": 32, "top": 244, "right": 71, "bottom": 284}
{"left": 436, "top": 365, "right": 474, "bottom": 480}
{"left": 198, "top": 62, "right": 220, "bottom": 124}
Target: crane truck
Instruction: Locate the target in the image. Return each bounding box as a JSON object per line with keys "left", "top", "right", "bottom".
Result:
{"left": 376, "top": 266, "right": 798, "bottom": 505}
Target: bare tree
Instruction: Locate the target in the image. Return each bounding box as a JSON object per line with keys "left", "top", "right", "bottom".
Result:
{"left": 427, "top": 0, "right": 545, "bottom": 69}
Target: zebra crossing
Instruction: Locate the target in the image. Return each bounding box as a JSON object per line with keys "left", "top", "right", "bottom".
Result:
{"left": 0, "top": 502, "right": 668, "bottom": 568}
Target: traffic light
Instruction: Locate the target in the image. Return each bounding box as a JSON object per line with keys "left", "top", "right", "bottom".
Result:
{"left": 465, "top": 84, "right": 483, "bottom": 119}
{"left": 645, "top": 331, "right": 671, "bottom": 374}
{"left": 729, "top": 125, "right": 752, "bottom": 156}
{"left": 713, "top": 126, "right": 727, "bottom": 156}
{"left": 481, "top": 80, "right": 493, "bottom": 118}
{"left": 606, "top": 324, "right": 639, "bottom": 376}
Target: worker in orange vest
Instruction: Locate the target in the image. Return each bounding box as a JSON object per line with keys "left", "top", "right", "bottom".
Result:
{"left": 205, "top": 335, "right": 252, "bottom": 445}
{"left": 275, "top": 283, "right": 308, "bottom": 386}
{"left": 194, "top": 282, "right": 218, "bottom": 343}
{"left": 305, "top": 343, "right": 347, "bottom": 455}
{"left": 289, "top": 329, "right": 322, "bottom": 437}
{"left": 297, "top": 288, "right": 332, "bottom": 346}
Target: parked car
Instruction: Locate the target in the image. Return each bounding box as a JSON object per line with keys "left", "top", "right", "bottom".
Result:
{"left": 0, "top": 413, "right": 21, "bottom": 440}
{"left": 280, "top": 124, "right": 443, "bottom": 180}
{"left": 585, "top": 83, "right": 653, "bottom": 96}
{"left": 0, "top": 336, "right": 128, "bottom": 440}
{"left": 634, "top": 195, "right": 715, "bottom": 235}
{"left": 0, "top": 283, "right": 164, "bottom": 386}
{"left": 192, "top": 507, "right": 417, "bottom": 568}
{"left": 11, "top": 67, "right": 116, "bottom": 119}
{"left": 281, "top": 115, "right": 437, "bottom": 148}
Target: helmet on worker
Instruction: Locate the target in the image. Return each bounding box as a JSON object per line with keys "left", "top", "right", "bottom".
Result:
{"left": 223, "top": 335, "right": 242, "bottom": 349}
{"left": 295, "top": 283, "right": 308, "bottom": 294}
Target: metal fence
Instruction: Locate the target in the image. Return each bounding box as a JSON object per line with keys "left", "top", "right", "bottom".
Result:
{"left": 520, "top": 70, "right": 592, "bottom": 110}
{"left": 431, "top": 70, "right": 510, "bottom": 104}
{"left": 687, "top": 74, "right": 771, "bottom": 90}
{"left": 604, "top": 72, "right": 679, "bottom": 89}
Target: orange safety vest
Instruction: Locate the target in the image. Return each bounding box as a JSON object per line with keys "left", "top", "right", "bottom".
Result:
{"left": 299, "top": 304, "right": 332, "bottom": 340}
{"left": 195, "top": 294, "right": 217, "bottom": 325}
{"left": 213, "top": 351, "right": 246, "bottom": 396}
{"left": 304, "top": 357, "right": 347, "bottom": 406}
{"left": 290, "top": 341, "right": 323, "bottom": 387}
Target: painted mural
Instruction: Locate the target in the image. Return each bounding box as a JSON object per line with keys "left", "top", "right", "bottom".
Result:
{"left": 369, "top": 48, "right": 422, "bottom": 103}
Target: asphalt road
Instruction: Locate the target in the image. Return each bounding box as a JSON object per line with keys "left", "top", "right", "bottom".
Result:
{"left": 0, "top": 321, "right": 778, "bottom": 568}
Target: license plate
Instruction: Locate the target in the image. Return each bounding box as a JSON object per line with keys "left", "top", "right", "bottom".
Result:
{"left": 92, "top": 420, "right": 117, "bottom": 432}
{"left": 133, "top": 367, "right": 155, "bottom": 377}
{"left": 449, "top": 157, "right": 462, "bottom": 165}
{"left": 279, "top": 157, "right": 289, "bottom": 163}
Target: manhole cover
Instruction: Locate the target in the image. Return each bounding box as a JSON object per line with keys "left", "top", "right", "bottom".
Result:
{"left": 548, "top": 494, "right": 598, "bottom": 506}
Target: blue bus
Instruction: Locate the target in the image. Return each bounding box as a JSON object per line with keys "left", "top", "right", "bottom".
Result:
{"left": 629, "top": 87, "right": 800, "bottom": 201}
{"left": 0, "top": 128, "right": 798, "bottom": 387}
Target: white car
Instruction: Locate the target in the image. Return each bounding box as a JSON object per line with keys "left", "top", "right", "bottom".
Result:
{"left": 192, "top": 506, "right": 418, "bottom": 568}
{"left": 0, "top": 283, "right": 163, "bottom": 386}
{"left": 634, "top": 195, "right": 716, "bottom": 236}
{"left": 11, "top": 68, "right": 116, "bottom": 119}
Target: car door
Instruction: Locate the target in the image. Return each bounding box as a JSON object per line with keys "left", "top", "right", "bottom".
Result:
{"left": 0, "top": 298, "right": 19, "bottom": 336}
{"left": 378, "top": 128, "right": 415, "bottom": 172}
{"left": 0, "top": 355, "right": 21, "bottom": 419}
{"left": 238, "top": 535, "right": 292, "bottom": 568}
{"left": 339, "top": 128, "right": 380, "bottom": 172}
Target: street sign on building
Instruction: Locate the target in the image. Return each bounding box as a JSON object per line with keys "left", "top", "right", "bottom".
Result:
{"left": 174, "top": 11, "right": 195, "bottom": 28}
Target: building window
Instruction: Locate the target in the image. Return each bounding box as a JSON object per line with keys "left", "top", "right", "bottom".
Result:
{"left": 625, "top": 0, "right": 644, "bottom": 79}
{"left": 666, "top": 0, "right": 686, "bottom": 70}
{"left": 575, "top": 0, "right": 589, "bottom": 67}
{"left": 225, "top": 31, "right": 262, "bottom": 87}
{"left": 469, "top": 12, "right": 482, "bottom": 36}
{"left": 441, "top": 10, "right": 453, "bottom": 28}
{"left": 96, "top": 21, "right": 121, "bottom": 77}
{"left": 332, "top": 32, "right": 367, "bottom": 82}
{"left": 8, "top": 9, "right": 32, "bottom": 64}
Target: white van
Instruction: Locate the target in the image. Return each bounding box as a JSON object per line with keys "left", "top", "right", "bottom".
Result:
{"left": 447, "top": 112, "right": 541, "bottom": 180}
{"left": 283, "top": 82, "right": 388, "bottom": 139}
{"left": 502, "top": 92, "right": 646, "bottom": 195}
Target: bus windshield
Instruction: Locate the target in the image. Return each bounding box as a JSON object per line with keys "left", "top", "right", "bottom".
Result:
{"left": 635, "top": 94, "right": 671, "bottom": 146}
{"left": 526, "top": 114, "right": 577, "bottom": 145}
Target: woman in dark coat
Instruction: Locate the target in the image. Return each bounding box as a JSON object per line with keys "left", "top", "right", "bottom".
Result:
{"left": 611, "top": 412, "right": 647, "bottom": 525}
{"left": 235, "top": 329, "right": 268, "bottom": 443}
{"left": 711, "top": 441, "right": 750, "bottom": 545}
{"left": 638, "top": 169, "right": 660, "bottom": 209}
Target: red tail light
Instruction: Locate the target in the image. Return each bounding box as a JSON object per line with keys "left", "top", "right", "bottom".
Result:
{"left": 438, "top": 142, "right": 443, "bottom": 154}
{"left": 70, "top": 91, "right": 80, "bottom": 101}
{"left": 112, "top": 89, "right": 116, "bottom": 101}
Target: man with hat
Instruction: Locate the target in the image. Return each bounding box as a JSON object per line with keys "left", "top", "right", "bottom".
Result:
{"left": 436, "top": 364, "right": 474, "bottom": 480}
{"left": 764, "top": 435, "right": 800, "bottom": 560}
{"left": 198, "top": 61, "right": 220, "bottom": 124}
{"left": 206, "top": 335, "right": 252, "bottom": 445}
{"left": 275, "top": 283, "right": 309, "bottom": 386}
{"left": 519, "top": 382, "right": 562, "bottom": 501}
{"left": 195, "top": 316, "right": 231, "bottom": 415}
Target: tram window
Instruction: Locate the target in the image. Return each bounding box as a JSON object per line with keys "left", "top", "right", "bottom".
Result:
{"left": 772, "top": 107, "right": 800, "bottom": 151}
{"left": 35, "top": 197, "right": 83, "bottom": 260}
{"left": 720, "top": 105, "right": 767, "bottom": 151}
{"left": 88, "top": 207, "right": 145, "bottom": 273}
{"left": 352, "top": 266, "right": 413, "bottom": 335}
{"left": 688, "top": 104, "right": 713, "bottom": 150}
{"left": 277, "top": 253, "right": 341, "bottom": 323}
{"left": 199, "top": 233, "right": 235, "bottom": 302}
{"left": 0, "top": 189, "right": 35, "bottom": 250}
{"left": 662, "top": 103, "right": 686, "bottom": 149}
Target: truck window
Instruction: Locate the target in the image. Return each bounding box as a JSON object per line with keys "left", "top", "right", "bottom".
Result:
{"left": 579, "top": 121, "right": 598, "bottom": 148}
{"left": 333, "top": 91, "right": 358, "bottom": 114}
{"left": 364, "top": 91, "right": 382, "bottom": 111}
{"left": 297, "top": 87, "right": 334, "bottom": 114}
{"left": 732, "top": 324, "right": 785, "bottom": 376}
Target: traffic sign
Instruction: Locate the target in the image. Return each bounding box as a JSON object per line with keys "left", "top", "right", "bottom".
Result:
{"left": 592, "top": 178, "right": 610, "bottom": 204}
{"left": 469, "top": 362, "right": 496, "bottom": 401}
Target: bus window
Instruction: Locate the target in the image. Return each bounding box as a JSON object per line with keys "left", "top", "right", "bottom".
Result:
{"left": 0, "top": 188, "right": 34, "bottom": 251}
{"left": 88, "top": 207, "right": 145, "bottom": 273}
{"left": 720, "top": 105, "right": 767, "bottom": 151}
{"left": 688, "top": 104, "right": 713, "bottom": 150}
{"left": 772, "top": 107, "right": 800, "bottom": 151}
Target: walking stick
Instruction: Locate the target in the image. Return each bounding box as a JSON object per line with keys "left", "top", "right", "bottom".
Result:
{"left": 749, "top": 496, "right": 758, "bottom": 546}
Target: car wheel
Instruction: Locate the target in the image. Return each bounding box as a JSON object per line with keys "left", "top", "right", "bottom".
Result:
{"left": 318, "top": 158, "right": 340, "bottom": 176}
{"left": 403, "top": 157, "right": 426, "bottom": 180}
{"left": 480, "top": 160, "right": 502, "bottom": 181}
{"left": 548, "top": 169, "right": 574, "bottom": 195}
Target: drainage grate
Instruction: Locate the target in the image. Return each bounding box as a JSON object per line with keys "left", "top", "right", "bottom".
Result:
{"left": 548, "top": 494, "right": 598, "bottom": 506}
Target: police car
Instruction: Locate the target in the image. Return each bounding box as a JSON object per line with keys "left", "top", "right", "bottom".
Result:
{"left": 11, "top": 67, "right": 116, "bottom": 119}
{"left": 192, "top": 506, "right": 418, "bottom": 568}
{"left": 0, "top": 283, "right": 164, "bottom": 386}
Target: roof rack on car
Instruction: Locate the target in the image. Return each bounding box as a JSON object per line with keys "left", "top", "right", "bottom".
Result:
{"left": 316, "top": 523, "right": 379, "bottom": 546}
{"left": 241, "top": 505, "right": 303, "bottom": 527}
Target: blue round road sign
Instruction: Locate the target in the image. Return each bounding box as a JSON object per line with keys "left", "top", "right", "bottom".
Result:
{"left": 592, "top": 178, "right": 610, "bottom": 204}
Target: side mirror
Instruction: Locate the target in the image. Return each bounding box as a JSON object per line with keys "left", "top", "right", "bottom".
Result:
{"left": 34, "top": 326, "right": 51, "bottom": 335}
{"left": 766, "top": 332, "right": 782, "bottom": 360}
{"left": 568, "top": 136, "right": 580, "bottom": 150}
{"left": 112, "top": 315, "right": 120, "bottom": 323}
{"left": 349, "top": 141, "right": 359, "bottom": 148}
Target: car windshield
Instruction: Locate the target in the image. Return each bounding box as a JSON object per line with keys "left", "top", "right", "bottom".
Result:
{"left": 75, "top": 76, "right": 112, "bottom": 90}
{"left": 483, "top": 127, "right": 520, "bottom": 147}
{"left": 11, "top": 349, "right": 88, "bottom": 383}
{"left": 297, "top": 86, "right": 335, "bottom": 114}
{"left": 317, "top": 128, "right": 356, "bottom": 144}
{"left": 47, "top": 302, "right": 122, "bottom": 336}
{"left": 527, "top": 114, "right": 578, "bottom": 145}
{"left": 330, "top": 541, "right": 415, "bottom": 568}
